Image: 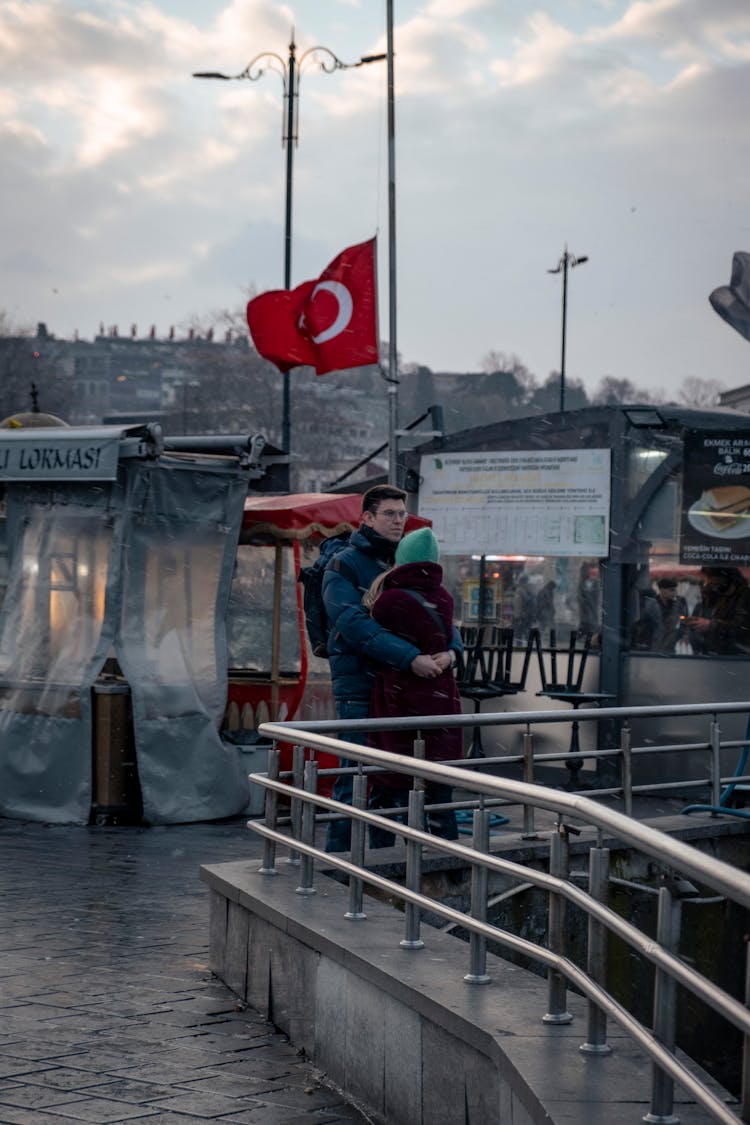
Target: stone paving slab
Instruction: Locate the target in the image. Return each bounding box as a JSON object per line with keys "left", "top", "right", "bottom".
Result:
{"left": 0, "top": 817, "right": 373, "bottom": 1125}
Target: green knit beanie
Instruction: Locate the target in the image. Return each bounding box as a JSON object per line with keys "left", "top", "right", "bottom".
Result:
{"left": 395, "top": 527, "right": 440, "bottom": 566}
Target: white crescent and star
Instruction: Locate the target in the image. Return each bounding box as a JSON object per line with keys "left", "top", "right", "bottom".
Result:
{"left": 298, "top": 281, "right": 353, "bottom": 344}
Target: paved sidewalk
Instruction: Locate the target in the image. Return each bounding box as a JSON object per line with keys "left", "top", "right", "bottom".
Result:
{"left": 0, "top": 817, "right": 372, "bottom": 1125}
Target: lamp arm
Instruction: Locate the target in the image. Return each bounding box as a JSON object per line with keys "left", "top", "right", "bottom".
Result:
{"left": 236, "top": 52, "right": 289, "bottom": 88}
{"left": 297, "top": 45, "right": 350, "bottom": 74}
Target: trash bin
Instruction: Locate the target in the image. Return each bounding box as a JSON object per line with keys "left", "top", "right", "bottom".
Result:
{"left": 221, "top": 729, "right": 270, "bottom": 818}
{"left": 91, "top": 678, "right": 143, "bottom": 825}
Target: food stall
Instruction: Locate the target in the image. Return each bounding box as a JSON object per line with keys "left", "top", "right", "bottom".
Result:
{"left": 0, "top": 424, "right": 277, "bottom": 825}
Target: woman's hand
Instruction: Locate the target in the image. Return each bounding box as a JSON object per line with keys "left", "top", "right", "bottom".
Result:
{"left": 410, "top": 653, "right": 442, "bottom": 678}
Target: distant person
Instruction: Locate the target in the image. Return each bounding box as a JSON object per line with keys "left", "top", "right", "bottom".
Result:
{"left": 321, "top": 486, "right": 456, "bottom": 852}
{"left": 653, "top": 577, "right": 688, "bottom": 653}
{"left": 364, "top": 527, "right": 462, "bottom": 848}
{"left": 535, "top": 580, "right": 556, "bottom": 636}
{"left": 577, "top": 562, "right": 600, "bottom": 635}
{"left": 512, "top": 574, "right": 535, "bottom": 641}
{"left": 686, "top": 567, "right": 750, "bottom": 655}
{"left": 631, "top": 586, "right": 661, "bottom": 651}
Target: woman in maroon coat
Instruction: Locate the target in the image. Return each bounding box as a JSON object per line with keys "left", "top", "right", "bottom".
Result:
{"left": 365, "top": 527, "right": 463, "bottom": 846}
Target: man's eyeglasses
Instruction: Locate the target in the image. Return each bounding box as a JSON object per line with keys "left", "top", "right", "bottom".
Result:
{"left": 377, "top": 509, "right": 408, "bottom": 521}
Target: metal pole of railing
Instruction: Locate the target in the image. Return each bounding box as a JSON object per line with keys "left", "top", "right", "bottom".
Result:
{"left": 522, "top": 724, "right": 537, "bottom": 839}
{"left": 296, "top": 758, "right": 318, "bottom": 896}
{"left": 345, "top": 772, "right": 367, "bottom": 920}
{"left": 288, "top": 744, "right": 305, "bottom": 866}
{"left": 413, "top": 734, "right": 426, "bottom": 791}
{"left": 645, "top": 878, "right": 685, "bottom": 1124}
{"left": 581, "top": 836, "right": 612, "bottom": 1054}
{"left": 401, "top": 787, "right": 425, "bottom": 949}
{"left": 465, "top": 807, "right": 491, "bottom": 984}
{"left": 259, "top": 745, "right": 280, "bottom": 875}
{"left": 742, "top": 939, "right": 750, "bottom": 1122}
{"left": 620, "top": 721, "right": 633, "bottom": 818}
{"left": 709, "top": 716, "right": 722, "bottom": 811}
{"left": 544, "top": 822, "right": 573, "bottom": 1024}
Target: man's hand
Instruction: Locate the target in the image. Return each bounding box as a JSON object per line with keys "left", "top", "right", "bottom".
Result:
{"left": 410, "top": 653, "right": 442, "bottom": 678}
{"left": 686, "top": 616, "right": 709, "bottom": 633}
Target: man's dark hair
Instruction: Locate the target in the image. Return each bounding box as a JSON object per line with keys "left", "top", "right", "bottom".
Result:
{"left": 361, "top": 484, "right": 407, "bottom": 516}
{"left": 657, "top": 577, "right": 678, "bottom": 590}
{"left": 701, "top": 566, "right": 742, "bottom": 582}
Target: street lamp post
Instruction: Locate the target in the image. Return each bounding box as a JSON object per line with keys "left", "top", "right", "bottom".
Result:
{"left": 547, "top": 246, "right": 589, "bottom": 413}
{"left": 194, "top": 33, "right": 385, "bottom": 473}
{"left": 385, "top": 0, "right": 398, "bottom": 486}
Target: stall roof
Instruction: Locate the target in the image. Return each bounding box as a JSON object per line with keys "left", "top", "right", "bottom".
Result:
{"left": 241, "top": 492, "right": 429, "bottom": 541}
{"left": 242, "top": 493, "right": 364, "bottom": 540}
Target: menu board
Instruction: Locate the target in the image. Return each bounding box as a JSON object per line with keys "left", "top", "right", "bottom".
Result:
{"left": 680, "top": 429, "right": 750, "bottom": 566}
{"left": 418, "top": 449, "right": 611, "bottom": 557}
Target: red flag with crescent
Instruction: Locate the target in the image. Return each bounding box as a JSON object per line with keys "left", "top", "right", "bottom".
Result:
{"left": 246, "top": 238, "right": 379, "bottom": 376}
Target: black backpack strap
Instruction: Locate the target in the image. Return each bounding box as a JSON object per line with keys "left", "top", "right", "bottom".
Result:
{"left": 400, "top": 587, "right": 450, "bottom": 646}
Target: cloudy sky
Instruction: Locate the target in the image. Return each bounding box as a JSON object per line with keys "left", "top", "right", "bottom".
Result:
{"left": 3, "top": 0, "right": 750, "bottom": 401}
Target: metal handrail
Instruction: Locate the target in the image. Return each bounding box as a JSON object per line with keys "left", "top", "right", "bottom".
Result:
{"left": 256, "top": 702, "right": 750, "bottom": 1123}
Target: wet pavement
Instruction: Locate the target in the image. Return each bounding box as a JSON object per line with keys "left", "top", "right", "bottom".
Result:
{"left": 0, "top": 817, "right": 372, "bottom": 1125}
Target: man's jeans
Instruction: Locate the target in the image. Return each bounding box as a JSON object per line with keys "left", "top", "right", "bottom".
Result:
{"left": 368, "top": 782, "right": 458, "bottom": 848}
{"left": 325, "top": 698, "right": 370, "bottom": 853}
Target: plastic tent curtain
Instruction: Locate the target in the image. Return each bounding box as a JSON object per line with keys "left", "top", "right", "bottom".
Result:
{"left": 114, "top": 456, "right": 250, "bottom": 824}
{"left": 0, "top": 483, "right": 121, "bottom": 822}
{"left": 0, "top": 455, "right": 250, "bottom": 825}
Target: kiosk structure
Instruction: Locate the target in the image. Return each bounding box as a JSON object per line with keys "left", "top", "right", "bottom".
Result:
{"left": 0, "top": 424, "right": 277, "bottom": 825}
{"left": 405, "top": 403, "right": 750, "bottom": 783}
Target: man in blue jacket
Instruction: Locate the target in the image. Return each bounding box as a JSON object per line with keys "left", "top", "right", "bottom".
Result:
{"left": 322, "top": 484, "right": 455, "bottom": 851}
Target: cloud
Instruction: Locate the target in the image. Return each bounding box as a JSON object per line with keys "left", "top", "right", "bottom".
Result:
{"left": 2, "top": 0, "right": 750, "bottom": 395}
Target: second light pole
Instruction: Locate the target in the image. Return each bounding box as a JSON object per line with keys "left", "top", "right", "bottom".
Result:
{"left": 547, "top": 246, "right": 589, "bottom": 413}
{"left": 194, "top": 32, "right": 385, "bottom": 467}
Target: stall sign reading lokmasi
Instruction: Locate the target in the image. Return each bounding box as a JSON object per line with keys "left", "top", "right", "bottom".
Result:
{"left": 418, "top": 449, "right": 611, "bottom": 556}
{"left": 0, "top": 425, "right": 147, "bottom": 481}
{"left": 680, "top": 430, "right": 750, "bottom": 566}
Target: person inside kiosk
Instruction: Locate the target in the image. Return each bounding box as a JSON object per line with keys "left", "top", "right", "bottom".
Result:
{"left": 686, "top": 566, "right": 750, "bottom": 656}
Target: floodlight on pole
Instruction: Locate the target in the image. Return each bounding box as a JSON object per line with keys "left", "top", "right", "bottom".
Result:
{"left": 547, "top": 247, "right": 589, "bottom": 413}
{"left": 193, "top": 33, "right": 386, "bottom": 477}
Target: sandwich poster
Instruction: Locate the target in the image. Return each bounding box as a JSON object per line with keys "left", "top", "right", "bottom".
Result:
{"left": 680, "top": 429, "right": 750, "bottom": 565}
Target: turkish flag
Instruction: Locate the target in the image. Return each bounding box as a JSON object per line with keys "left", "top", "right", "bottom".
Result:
{"left": 246, "top": 238, "right": 379, "bottom": 375}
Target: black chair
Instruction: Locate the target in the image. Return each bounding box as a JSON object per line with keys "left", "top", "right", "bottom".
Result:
{"left": 457, "top": 627, "right": 532, "bottom": 759}
{"left": 530, "top": 627, "right": 612, "bottom": 787}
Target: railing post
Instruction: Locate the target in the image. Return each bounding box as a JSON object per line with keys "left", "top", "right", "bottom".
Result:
{"left": 580, "top": 837, "right": 612, "bottom": 1054}
{"left": 400, "top": 787, "right": 425, "bottom": 949}
{"left": 464, "top": 806, "right": 491, "bottom": 984}
{"left": 543, "top": 822, "right": 573, "bottom": 1024}
{"left": 295, "top": 758, "right": 318, "bottom": 896}
{"left": 742, "top": 938, "right": 750, "bottom": 1122}
{"left": 521, "top": 724, "right": 538, "bottom": 839}
{"left": 644, "top": 875, "right": 693, "bottom": 1124}
{"left": 620, "top": 721, "right": 633, "bottom": 818}
{"left": 288, "top": 744, "right": 305, "bottom": 866}
{"left": 709, "top": 716, "right": 722, "bottom": 811}
{"left": 258, "top": 745, "right": 280, "bottom": 875}
{"left": 345, "top": 772, "right": 367, "bottom": 921}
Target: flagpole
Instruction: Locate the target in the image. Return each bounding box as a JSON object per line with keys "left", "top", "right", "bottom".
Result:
{"left": 282, "top": 35, "right": 296, "bottom": 461}
{"left": 386, "top": 0, "right": 399, "bottom": 486}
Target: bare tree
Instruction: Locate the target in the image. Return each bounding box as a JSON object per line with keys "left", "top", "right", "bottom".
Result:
{"left": 180, "top": 292, "right": 255, "bottom": 343}
{"left": 480, "top": 350, "right": 537, "bottom": 396}
{"left": 678, "top": 376, "right": 726, "bottom": 409}
{"left": 591, "top": 375, "right": 660, "bottom": 405}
